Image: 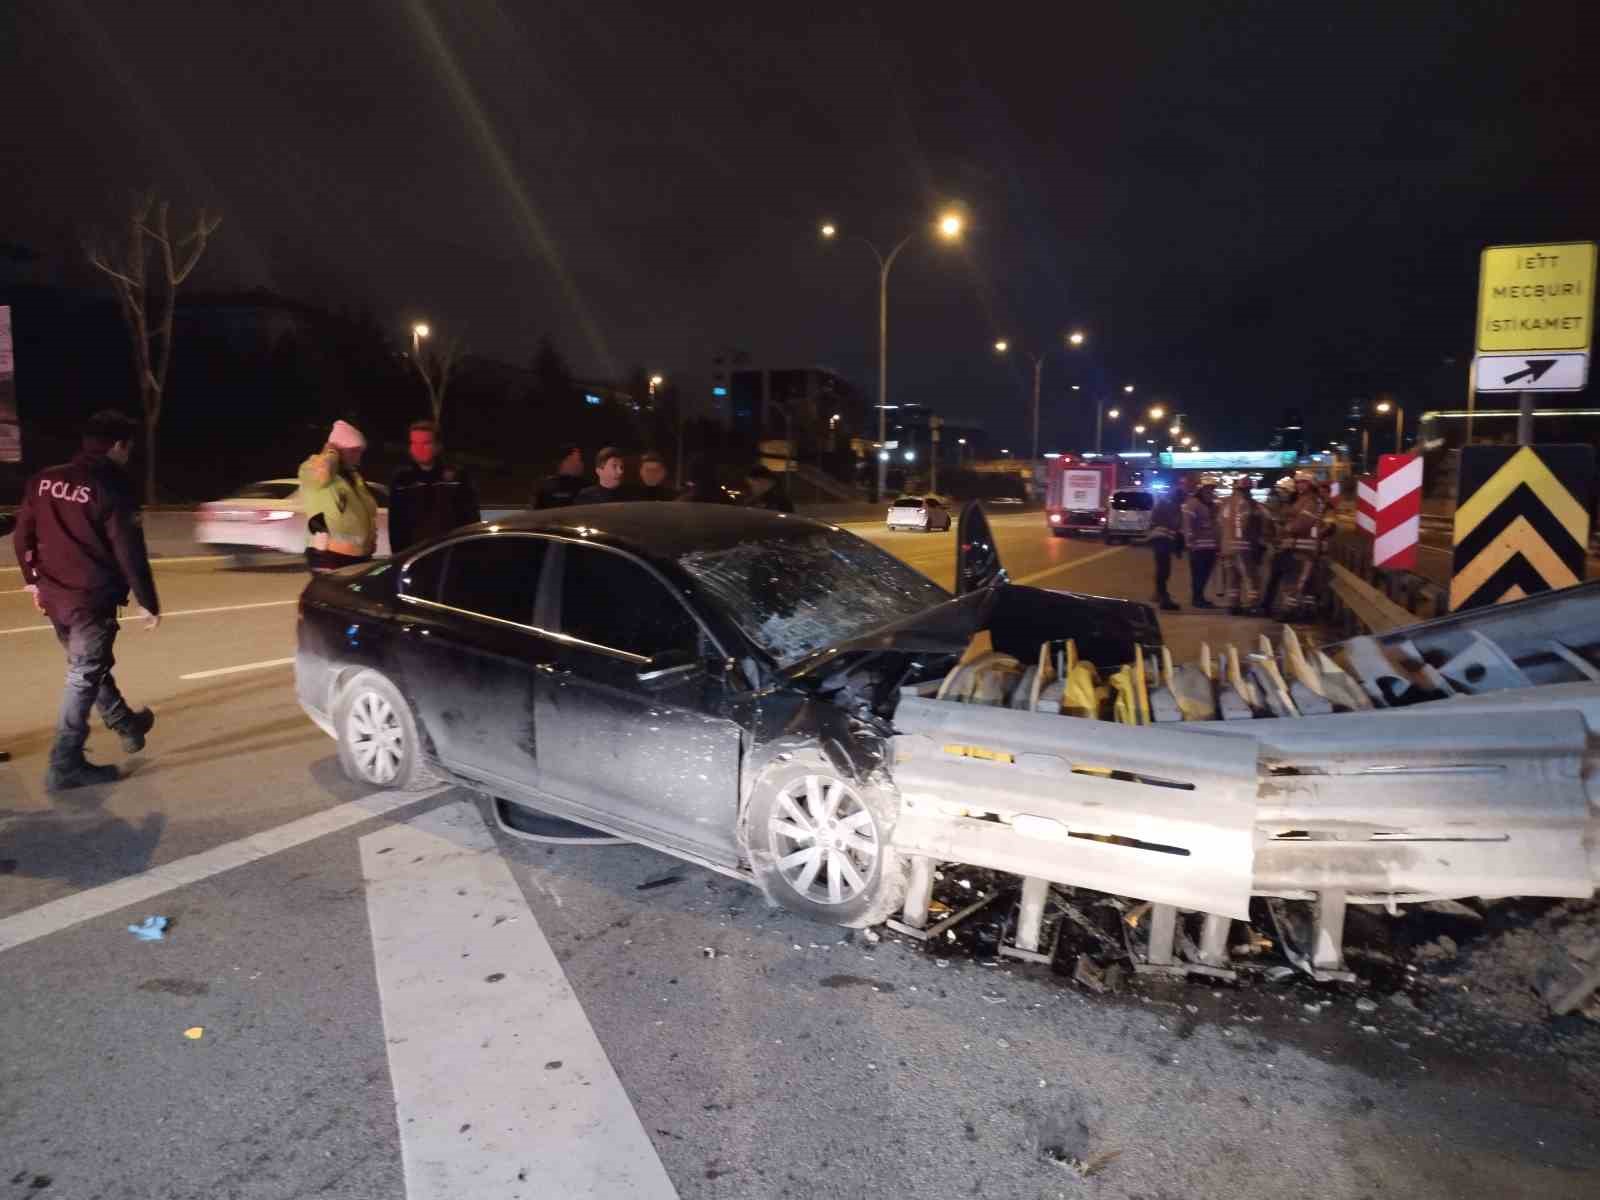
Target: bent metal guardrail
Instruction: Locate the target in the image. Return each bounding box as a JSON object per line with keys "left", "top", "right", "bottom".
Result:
{"left": 884, "top": 584, "right": 1600, "bottom": 986}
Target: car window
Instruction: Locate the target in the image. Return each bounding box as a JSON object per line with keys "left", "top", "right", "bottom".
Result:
{"left": 234, "top": 482, "right": 298, "bottom": 500}
{"left": 560, "top": 546, "right": 698, "bottom": 659}
{"left": 399, "top": 545, "right": 450, "bottom": 601}
{"left": 1111, "top": 492, "right": 1155, "bottom": 511}
{"left": 891, "top": 496, "right": 922, "bottom": 508}
{"left": 403, "top": 535, "right": 548, "bottom": 626}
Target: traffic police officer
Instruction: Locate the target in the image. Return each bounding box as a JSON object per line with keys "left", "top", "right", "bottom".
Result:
{"left": 13, "top": 410, "right": 160, "bottom": 791}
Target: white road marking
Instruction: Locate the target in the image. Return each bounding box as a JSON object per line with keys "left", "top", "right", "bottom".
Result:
{"left": 364, "top": 801, "right": 679, "bottom": 1200}
{"left": 0, "top": 553, "right": 236, "bottom": 573}
{"left": 0, "top": 789, "right": 439, "bottom": 954}
{"left": 179, "top": 656, "right": 296, "bottom": 681}
{"left": 1014, "top": 544, "right": 1124, "bottom": 585}
{"left": 0, "top": 598, "right": 295, "bottom": 636}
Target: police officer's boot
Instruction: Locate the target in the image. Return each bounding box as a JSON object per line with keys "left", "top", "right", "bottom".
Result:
{"left": 45, "top": 738, "right": 119, "bottom": 792}
{"left": 112, "top": 708, "right": 156, "bottom": 754}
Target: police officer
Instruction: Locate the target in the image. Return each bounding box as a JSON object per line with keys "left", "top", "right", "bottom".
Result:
{"left": 389, "top": 419, "right": 481, "bottom": 553}
{"left": 1146, "top": 481, "right": 1185, "bottom": 612}
{"left": 13, "top": 410, "right": 160, "bottom": 791}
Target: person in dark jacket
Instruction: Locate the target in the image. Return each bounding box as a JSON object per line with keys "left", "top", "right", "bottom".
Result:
{"left": 13, "top": 411, "right": 160, "bottom": 791}
{"left": 574, "top": 446, "right": 630, "bottom": 503}
{"left": 635, "top": 450, "right": 678, "bottom": 500}
{"left": 1147, "top": 484, "right": 1185, "bottom": 612}
{"left": 531, "top": 444, "right": 590, "bottom": 508}
{"left": 389, "top": 420, "right": 481, "bottom": 553}
{"left": 743, "top": 463, "right": 794, "bottom": 513}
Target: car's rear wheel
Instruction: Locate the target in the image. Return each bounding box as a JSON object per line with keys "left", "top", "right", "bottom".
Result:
{"left": 335, "top": 670, "right": 438, "bottom": 791}
{"left": 743, "top": 753, "right": 907, "bottom": 929}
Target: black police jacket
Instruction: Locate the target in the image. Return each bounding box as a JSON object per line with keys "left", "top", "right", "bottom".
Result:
{"left": 389, "top": 460, "right": 481, "bottom": 554}
{"left": 14, "top": 451, "right": 160, "bottom": 615}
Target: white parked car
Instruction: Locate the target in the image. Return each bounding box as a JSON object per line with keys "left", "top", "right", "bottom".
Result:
{"left": 886, "top": 495, "right": 953, "bottom": 532}
{"left": 1104, "top": 489, "right": 1155, "bottom": 544}
{"left": 195, "top": 479, "right": 391, "bottom": 558}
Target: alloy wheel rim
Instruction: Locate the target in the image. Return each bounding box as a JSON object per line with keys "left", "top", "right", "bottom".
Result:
{"left": 769, "top": 773, "right": 879, "bottom": 906}
{"left": 347, "top": 690, "right": 404, "bottom": 784}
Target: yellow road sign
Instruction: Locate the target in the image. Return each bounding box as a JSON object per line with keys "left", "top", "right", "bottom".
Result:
{"left": 1450, "top": 445, "right": 1595, "bottom": 611}
{"left": 1476, "top": 241, "right": 1595, "bottom": 353}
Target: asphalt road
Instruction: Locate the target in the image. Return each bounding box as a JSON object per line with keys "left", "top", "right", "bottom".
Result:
{"left": 2, "top": 512, "right": 1597, "bottom": 1200}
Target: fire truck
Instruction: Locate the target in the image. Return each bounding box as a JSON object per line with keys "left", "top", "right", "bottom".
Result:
{"left": 1044, "top": 455, "right": 1119, "bottom": 537}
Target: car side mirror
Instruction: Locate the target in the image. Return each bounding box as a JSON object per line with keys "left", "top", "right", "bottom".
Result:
{"left": 636, "top": 647, "right": 702, "bottom": 687}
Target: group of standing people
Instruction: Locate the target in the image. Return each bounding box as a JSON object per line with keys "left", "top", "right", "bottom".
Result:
{"left": 530, "top": 445, "right": 794, "bottom": 513}
{"left": 1148, "top": 473, "right": 1335, "bottom": 618}
{"left": 296, "top": 419, "right": 799, "bottom": 574}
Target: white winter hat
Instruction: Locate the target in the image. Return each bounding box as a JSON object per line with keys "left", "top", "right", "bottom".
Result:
{"left": 328, "top": 420, "right": 366, "bottom": 451}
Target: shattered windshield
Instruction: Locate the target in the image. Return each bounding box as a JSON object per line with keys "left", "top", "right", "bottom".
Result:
{"left": 679, "top": 528, "right": 952, "bottom": 667}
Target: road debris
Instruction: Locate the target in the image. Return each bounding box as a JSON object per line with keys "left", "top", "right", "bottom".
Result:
{"left": 127, "top": 916, "right": 169, "bottom": 941}
{"left": 183, "top": 1026, "right": 204, "bottom": 1040}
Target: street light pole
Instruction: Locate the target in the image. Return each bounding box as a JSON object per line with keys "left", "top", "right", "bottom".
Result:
{"left": 1030, "top": 355, "right": 1043, "bottom": 463}
{"left": 824, "top": 214, "right": 963, "bottom": 500}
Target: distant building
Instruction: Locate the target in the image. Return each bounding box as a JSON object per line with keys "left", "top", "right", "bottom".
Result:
{"left": 725, "top": 363, "right": 867, "bottom": 454}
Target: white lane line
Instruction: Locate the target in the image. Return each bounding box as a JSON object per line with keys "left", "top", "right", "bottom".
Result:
{"left": 0, "top": 553, "right": 236, "bottom": 574}
{"left": 0, "top": 788, "right": 440, "bottom": 954}
{"left": 364, "top": 801, "right": 679, "bottom": 1200}
{"left": 179, "top": 656, "right": 295, "bottom": 681}
{"left": 1014, "top": 544, "right": 1124, "bottom": 586}
{"left": 0, "top": 598, "right": 295, "bottom": 636}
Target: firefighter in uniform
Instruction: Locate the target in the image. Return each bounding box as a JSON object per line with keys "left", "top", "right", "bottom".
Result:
{"left": 1217, "top": 483, "right": 1263, "bottom": 614}
{"left": 1180, "top": 481, "right": 1220, "bottom": 609}
{"left": 13, "top": 411, "right": 160, "bottom": 791}
{"left": 1275, "top": 476, "right": 1333, "bottom": 618}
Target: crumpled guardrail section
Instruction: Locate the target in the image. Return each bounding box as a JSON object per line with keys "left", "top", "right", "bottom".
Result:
{"left": 886, "top": 582, "right": 1600, "bottom": 985}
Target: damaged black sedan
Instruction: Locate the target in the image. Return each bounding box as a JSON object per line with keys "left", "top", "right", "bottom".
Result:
{"left": 294, "top": 503, "right": 1157, "bottom": 926}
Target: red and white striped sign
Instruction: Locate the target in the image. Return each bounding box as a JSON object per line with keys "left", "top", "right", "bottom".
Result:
{"left": 1373, "top": 452, "right": 1421, "bottom": 570}
{"left": 1356, "top": 476, "right": 1377, "bottom": 534}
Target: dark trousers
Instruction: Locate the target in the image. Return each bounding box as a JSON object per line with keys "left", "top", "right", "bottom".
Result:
{"left": 1260, "top": 549, "right": 1293, "bottom": 614}
{"left": 1151, "top": 541, "right": 1175, "bottom": 602}
{"left": 50, "top": 607, "right": 132, "bottom": 762}
{"left": 1188, "top": 548, "right": 1218, "bottom": 604}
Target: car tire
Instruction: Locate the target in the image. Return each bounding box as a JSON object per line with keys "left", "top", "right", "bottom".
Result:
{"left": 742, "top": 752, "right": 908, "bottom": 929}
{"left": 334, "top": 670, "right": 439, "bottom": 791}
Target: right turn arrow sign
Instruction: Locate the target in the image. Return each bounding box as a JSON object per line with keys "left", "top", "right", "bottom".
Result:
{"left": 1500, "top": 359, "right": 1558, "bottom": 385}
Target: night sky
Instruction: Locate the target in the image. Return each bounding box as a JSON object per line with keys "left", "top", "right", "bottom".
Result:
{"left": 3, "top": 0, "right": 1595, "bottom": 451}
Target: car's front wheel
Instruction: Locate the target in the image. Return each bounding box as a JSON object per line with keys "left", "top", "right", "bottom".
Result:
{"left": 743, "top": 753, "right": 907, "bottom": 928}
{"left": 335, "top": 670, "right": 438, "bottom": 790}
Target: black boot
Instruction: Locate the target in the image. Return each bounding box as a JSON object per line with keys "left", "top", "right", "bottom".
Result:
{"left": 1159, "top": 597, "right": 1180, "bottom": 612}
{"left": 46, "top": 754, "right": 119, "bottom": 792}
{"left": 113, "top": 708, "right": 156, "bottom": 754}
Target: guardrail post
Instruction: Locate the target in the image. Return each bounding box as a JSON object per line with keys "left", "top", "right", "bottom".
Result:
{"left": 1197, "top": 912, "right": 1232, "bottom": 968}
{"left": 901, "top": 855, "right": 936, "bottom": 929}
{"left": 1013, "top": 876, "right": 1049, "bottom": 954}
{"left": 1147, "top": 903, "right": 1178, "bottom": 967}
{"left": 1312, "top": 888, "right": 1348, "bottom": 973}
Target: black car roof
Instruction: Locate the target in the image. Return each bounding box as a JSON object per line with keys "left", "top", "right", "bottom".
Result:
{"left": 477, "top": 502, "right": 839, "bottom": 561}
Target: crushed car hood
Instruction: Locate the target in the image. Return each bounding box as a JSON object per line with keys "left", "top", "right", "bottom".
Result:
{"left": 779, "top": 584, "right": 1159, "bottom": 685}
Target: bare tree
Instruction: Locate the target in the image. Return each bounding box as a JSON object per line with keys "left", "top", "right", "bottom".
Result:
{"left": 86, "top": 193, "right": 221, "bottom": 503}
{"left": 411, "top": 334, "right": 462, "bottom": 426}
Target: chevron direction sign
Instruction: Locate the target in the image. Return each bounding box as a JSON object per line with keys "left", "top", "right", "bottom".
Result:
{"left": 1373, "top": 453, "right": 1421, "bottom": 570}
{"left": 1356, "top": 476, "right": 1376, "bottom": 535}
{"left": 1450, "top": 445, "right": 1596, "bottom": 611}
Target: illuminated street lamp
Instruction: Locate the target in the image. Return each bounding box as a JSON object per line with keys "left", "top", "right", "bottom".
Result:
{"left": 1131, "top": 422, "right": 1147, "bottom": 451}
{"left": 1107, "top": 408, "right": 1120, "bottom": 420}
{"left": 1170, "top": 425, "right": 1182, "bottom": 437}
{"left": 994, "top": 329, "right": 1087, "bottom": 458}
{"left": 1375, "top": 399, "right": 1405, "bottom": 453}
{"left": 1123, "top": 384, "right": 1135, "bottom": 394}
{"left": 411, "top": 322, "right": 430, "bottom": 356}
{"left": 1181, "top": 435, "right": 1192, "bottom": 447}
{"left": 1148, "top": 405, "right": 1165, "bottom": 422}
{"left": 822, "top": 211, "right": 965, "bottom": 497}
